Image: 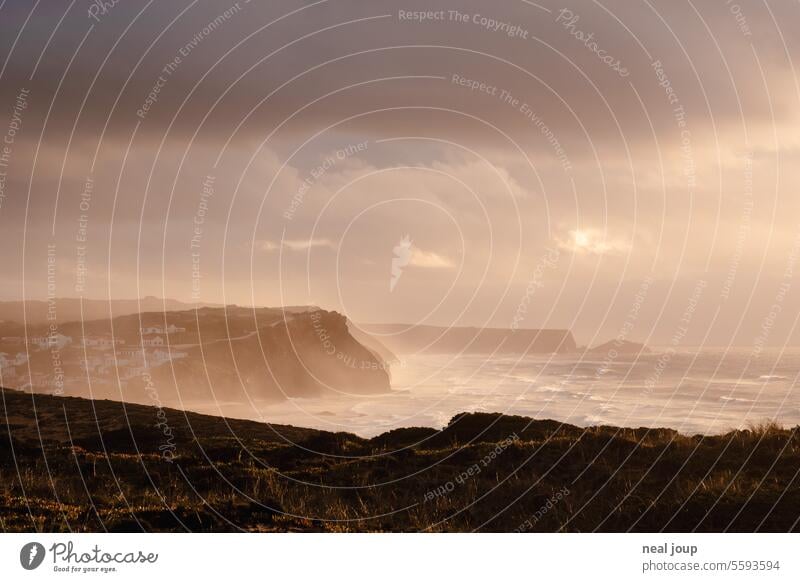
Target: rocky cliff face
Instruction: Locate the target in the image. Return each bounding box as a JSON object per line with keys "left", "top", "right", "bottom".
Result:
{"left": 128, "top": 309, "right": 391, "bottom": 404}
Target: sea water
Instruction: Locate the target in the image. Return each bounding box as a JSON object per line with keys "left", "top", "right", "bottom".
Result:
{"left": 187, "top": 348, "right": 800, "bottom": 437}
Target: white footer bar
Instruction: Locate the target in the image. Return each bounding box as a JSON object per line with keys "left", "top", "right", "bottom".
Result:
{"left": 0, "top": 533, "right": 796, "bottom": 581}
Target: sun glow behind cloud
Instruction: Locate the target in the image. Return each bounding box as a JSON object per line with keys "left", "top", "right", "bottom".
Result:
{"left": 409, "top": 247, "right": 455, "bottom": 269}
{"left": 560, "top": 229, "right": 631, "bottom": 256}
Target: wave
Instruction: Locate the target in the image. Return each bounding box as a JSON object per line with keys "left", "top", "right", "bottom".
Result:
{"left": 720, "top": 395, "right": 754, "bottom": 403}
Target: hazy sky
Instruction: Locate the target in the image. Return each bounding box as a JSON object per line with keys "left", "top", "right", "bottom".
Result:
{"left": 2, "top": 0, "right": 800, "bottom": 346}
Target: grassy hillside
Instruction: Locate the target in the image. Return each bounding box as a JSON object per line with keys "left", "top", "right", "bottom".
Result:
{"left": 1, "top": 388, "right": 798, "bottom": 532}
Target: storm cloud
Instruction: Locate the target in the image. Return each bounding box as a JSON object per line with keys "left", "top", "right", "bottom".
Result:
{"left": 2, "top": 0, "right": 800, "bottom": 346}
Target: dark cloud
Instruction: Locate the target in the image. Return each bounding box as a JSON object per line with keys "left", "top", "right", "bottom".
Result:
{"left": 1, "top": 0, "right": 799, "bottom": 345}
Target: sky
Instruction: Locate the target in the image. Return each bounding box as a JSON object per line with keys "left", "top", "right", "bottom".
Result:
{"left": 1, "top": 0, "right": 800, "bottom": 347}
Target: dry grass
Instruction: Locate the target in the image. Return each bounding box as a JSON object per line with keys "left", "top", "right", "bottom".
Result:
{"left": 1, "top": 389, "right": 799, "bottom": 532}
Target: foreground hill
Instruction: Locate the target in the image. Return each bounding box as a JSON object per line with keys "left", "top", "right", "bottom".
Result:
{"left": 1, "top": 388, "right": 798, "bottom": 532}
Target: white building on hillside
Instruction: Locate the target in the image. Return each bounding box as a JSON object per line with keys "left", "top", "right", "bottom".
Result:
{"left": 139, "top": 324, "right": 186, "bottom": 335}
{"left": 82, "top": 336, "right": 125, "bottom": 349}
{"left": 151, "top": 348, "right": 189, "bottom": 363}
{"left": 29, "top": 333, "right": 72, "bottom": 350}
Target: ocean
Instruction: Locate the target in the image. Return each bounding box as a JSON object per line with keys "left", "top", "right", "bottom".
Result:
{"left": 189, "top": 348, "right": 800, "bottom": 437}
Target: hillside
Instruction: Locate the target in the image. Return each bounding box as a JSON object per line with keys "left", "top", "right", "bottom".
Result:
{"left": 0, "top": 296, "right": 219, "bottom": 326}
{"left": 0, "top": 307, "right": 391, "bottom": 405}
{"left": 1, "top": 388, "right": 797, "bottom": 532}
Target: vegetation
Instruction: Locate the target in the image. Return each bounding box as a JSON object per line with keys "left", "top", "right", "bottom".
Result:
{"left": 1, "top": 388, "right": 798, "bottom": 532}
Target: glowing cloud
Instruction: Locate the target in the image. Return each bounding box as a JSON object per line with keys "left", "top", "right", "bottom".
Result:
{"left": 559, "top": 229, "right": 630, "bottom": 256}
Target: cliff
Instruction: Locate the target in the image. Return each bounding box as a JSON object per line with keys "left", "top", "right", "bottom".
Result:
{"left": 1, "top": 306, "right": 391, "bottom": 405}
{"left": 134, "top": 309, "right": 391, "bottom": 403}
